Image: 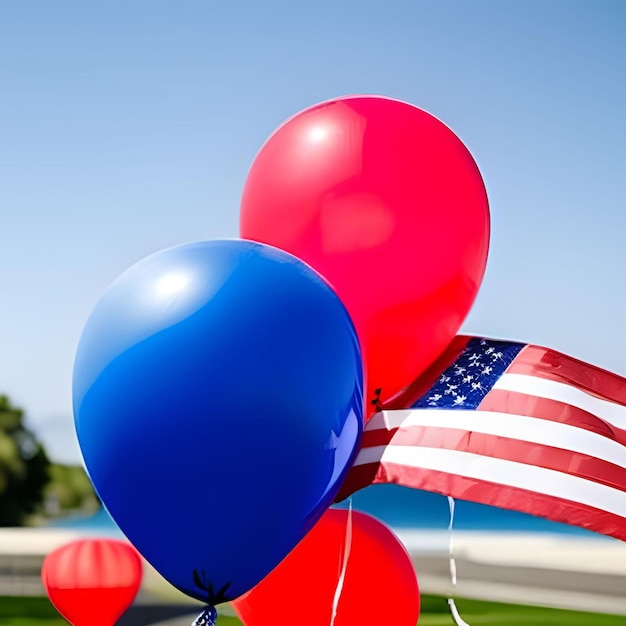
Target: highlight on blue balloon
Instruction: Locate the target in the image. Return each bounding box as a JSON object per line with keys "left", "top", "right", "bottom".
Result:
{"left": 72, "top": 239, "right": 364, "bottom": 603}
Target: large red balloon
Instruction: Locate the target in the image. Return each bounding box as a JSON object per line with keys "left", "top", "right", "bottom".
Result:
{"left": 41, "top": 538, "right": 143, "bottom": 626}
{"left": 241, "top": 95, "right": 490, "bottom": 417}
{"left": 232, "top": 509, "right": 420, "bottom": 625}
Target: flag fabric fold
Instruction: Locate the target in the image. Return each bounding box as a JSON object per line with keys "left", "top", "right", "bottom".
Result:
{"left": 338, "top": 336, "right": 626, "bottom": 541}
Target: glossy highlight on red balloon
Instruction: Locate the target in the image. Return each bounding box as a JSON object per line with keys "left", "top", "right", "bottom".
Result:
{"left": 41, "top": 538, "right": 142, "bottom": 626}
{"left": 232, "top": 508, "right": 420, "bottom": 626}
{"left": 241, "top": 95, "right": 490, "bottom": 417}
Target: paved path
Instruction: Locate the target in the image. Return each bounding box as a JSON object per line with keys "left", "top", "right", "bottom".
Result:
{"left": 398, "top": 530, "right": 626, "bottom": 616}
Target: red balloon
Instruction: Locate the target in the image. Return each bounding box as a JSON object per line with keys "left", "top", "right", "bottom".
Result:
{"left": 241, "top": 95, "right": 490, "bottom": 417}
{"left": 41, "top": 538, "right": 143, "bottom": 626}
{"left": 232, "top": 509, "right": 420, "bottom": 626}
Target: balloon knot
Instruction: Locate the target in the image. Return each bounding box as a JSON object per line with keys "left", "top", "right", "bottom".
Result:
{"left": 371, "top": 387, "right": 383, "bottom": 412}
{"left": 193, "top": 568, "right": 232, "bottom": 604}
{"left": 192, "top": 605, "right": 217, "bottom": 626}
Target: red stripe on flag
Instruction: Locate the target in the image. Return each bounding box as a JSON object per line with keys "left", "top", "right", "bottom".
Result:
{"left": 336, "top": 463, "right": 380, "bottom": 502}
{"left": 360, "top": 426, "right": 400, "bottom": 448}
{"left": 509, "top": 345, "right": 626, "bottom": 406}
{"left": 478, "top": 389, "right": 626, "bottom": 445}
{"left": 360, "top": 425, "right": 626, "bottom": 492}
{"left": 351, "top": 463, "right": 626, "bottom": 541}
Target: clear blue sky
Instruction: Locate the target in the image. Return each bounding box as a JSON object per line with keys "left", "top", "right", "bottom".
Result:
{"left": 1, "top": 1, "right": 625, "bottom": 464}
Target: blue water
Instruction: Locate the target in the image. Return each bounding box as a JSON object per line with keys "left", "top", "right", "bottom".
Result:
{"left": 334, "top": 485, "right": 601, "bottom": 537}
{"left": 49, "top": 484, "right": 602, "bottom": 538}
{"left": 47, "top": 507, "right": 124, "bottom": 535}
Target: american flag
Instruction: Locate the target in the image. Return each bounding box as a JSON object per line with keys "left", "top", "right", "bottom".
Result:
{"left": 338, "top": 336, "right": 626, "bottom": 540}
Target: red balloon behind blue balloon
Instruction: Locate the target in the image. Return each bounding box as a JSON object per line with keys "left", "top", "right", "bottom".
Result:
{"left": 233, "top": 508, "right": 420, "bottom": 626}
{"left": 241, "top": 95, "right": 490, "bottom": 417}
{"left": 41, "top": 538, "right": 142, "bottom": 626}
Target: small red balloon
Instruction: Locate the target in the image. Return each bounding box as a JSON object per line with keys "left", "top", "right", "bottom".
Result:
{"left": 232, "top": 509, "right": 420, "bottom": 626}
{"left": 241, "top": 95, "right": 490, "bottom": 417}
{"left": 41, "top": 538, "right": 143, "bottom": 626}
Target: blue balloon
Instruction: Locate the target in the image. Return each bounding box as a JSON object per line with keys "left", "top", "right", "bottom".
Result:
{"left": 73, "top": 240, "right": 363, "bottom": 604}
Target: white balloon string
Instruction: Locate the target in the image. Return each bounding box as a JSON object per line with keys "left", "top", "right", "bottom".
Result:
{"left": 448, "top": 598, "right": 471, "bottom": 626}
{"left": 330, "top": 499, "right": 353, "bottom": 626}
{"left": 448, "top": 496, "right": 457, "bottom": 585}
{"left": 447, "top": 496, "right": 471, "bottom": 626}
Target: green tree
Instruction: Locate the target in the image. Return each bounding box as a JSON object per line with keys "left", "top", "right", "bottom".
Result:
{"left": 46, "top": 463, "right": 99, "bottom": 514}
{"left": 0, "top": 395, "right": 50, "bottom": 525}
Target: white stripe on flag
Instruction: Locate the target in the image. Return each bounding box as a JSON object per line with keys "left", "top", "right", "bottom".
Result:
{"left": 365, "top": 409, "right": 626, "bottom": 468}
{"left": 493, "top": 373, "right": 626, "bottom": 429}
{"left": 354, "top": 445, "right": 626, "bottom": 519}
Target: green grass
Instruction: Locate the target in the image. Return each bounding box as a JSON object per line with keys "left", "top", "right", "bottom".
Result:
{"left": 417, "top": 595, "right": 626, "bottom": 625}
{"left": 1, "top": 594, "right": 625, "bottom": 625}
{"left": 0, "top": 596, "right": 242, "bottom": 625}
{"left": 0, "top": 596, "right": 67, "bottom": 626}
